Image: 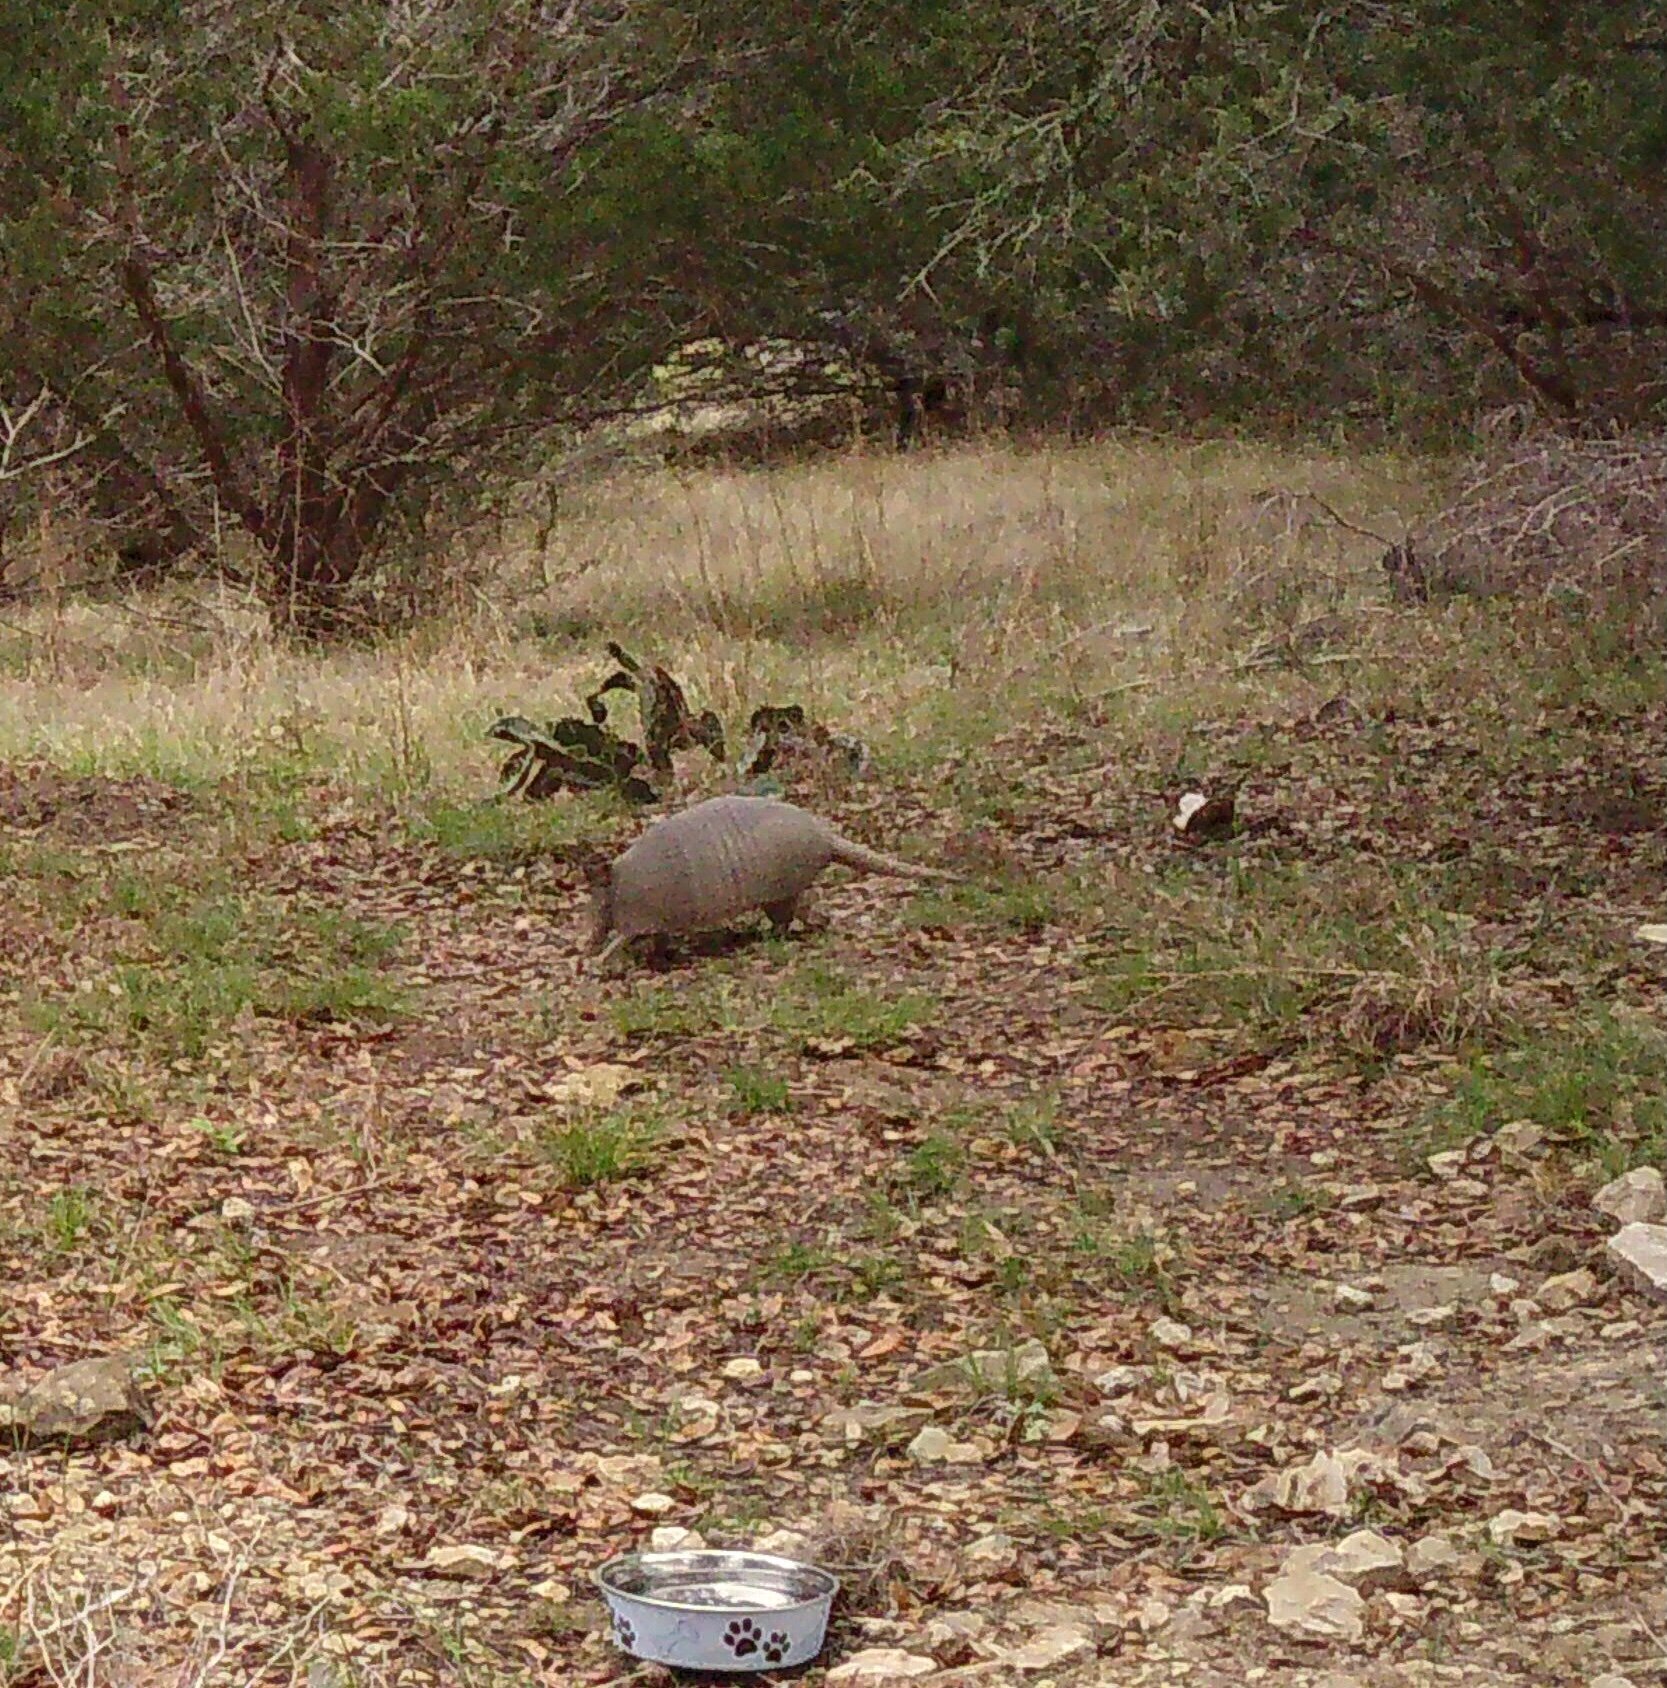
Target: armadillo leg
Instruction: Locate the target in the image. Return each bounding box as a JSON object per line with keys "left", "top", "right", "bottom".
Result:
{"left": 763, "top": 897, "right": 800, "bottom": 933}
{"left": 590, "top": 932, "right": 627, "bottom": 974}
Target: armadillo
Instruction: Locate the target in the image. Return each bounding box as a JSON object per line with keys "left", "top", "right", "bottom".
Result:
{"left": 585, "top": 793, "right": 957, "bottom": 965}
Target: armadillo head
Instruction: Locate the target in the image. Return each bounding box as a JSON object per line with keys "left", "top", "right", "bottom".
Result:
{"left": 581, "top": 859, "right": 616, "bottom": 953}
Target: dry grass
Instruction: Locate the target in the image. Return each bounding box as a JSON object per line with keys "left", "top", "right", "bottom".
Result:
{"left": 0, "top": 436, "right": 1431, "bottom": 796}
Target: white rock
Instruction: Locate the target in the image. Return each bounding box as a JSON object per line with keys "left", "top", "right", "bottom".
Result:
{"left": 374, "top": 1504, "right": 410, "bottom": 1536}
{"left": 1207, "top": 1584, "right": 1261, "bottom": 1614}
{"left": 220, "top": 1196, "right": 255, "bottom": 1221}
{"left": 721, "top": 1357, "right": 764, "bottom": 1381}
{"left": 918, "top": 1338, "right": 1054, "bottom": 1393}
{"left": 629, "top": 1491, "right": 677, "bottom": 1516}
{"left": 1607, "top": 1222, "right": 1667, "bottom": 1301}
{"left": 1135, "top": 1597, "right": 1172, "bottom": 1632}
{"left": 1488, "top": 1273, "right": 1520, "bottom": 1297}
{"left": 1590, "top": 1676, "right": 1638, "bottom": 1688}
{"left": 1493, "top": 1120, "right": 1547, "bottom": 1160}
{"left": 1245, "top": 1449, "right": 1352, "bottom": 1516}
{"left": 1487, "top": 1508, "right": 1559, "bottom": 1546}
{"left": 422, "top": 1544, "right": 506, "bottom": 1578}
{"left": 1406, "top": 1534, "right": 1458, "bottom": 1579}
{"left": 1535, "top": 1267, "right": 1598, "bottom": 1313}
{"left": 1002, "top": 1623, "right": 1094, "bottom": 1670}
{"left": 1284, "top": 1529, "right": 1406, "bottom": 1593}
{"left": 1333, "top": 1284, "right": 1375, "bottom": 1312}
{"left": 1339, "top": 1184, "right": 1383, "bottom": 1210}
{"left": 1092, "top": 1364, "right": 1145, "bottom": 1397}
{"left": 529, "top": 1576, "right": 570, "bottom": 1602}
{"left": 907, "top": 1424, "right": 982, "bottom": 1463}
{"left": 752, "top": 1528, "right": 810, "bottom": 1558}
{"left": 825, "top": 1647, "right": 938, "bottom": 1682}
{"left": 1406, "top": 1303, "right": 1458, "bottom": 1328}
{"left": 965, "top": 1529, "right": 1017, "bottom": 1566}
{"left": 1592, "top": 1167, "right": 1666, "bottom": 1226}
{"left": 1148, "top": 1317, "right": 1193, "bottom": 1352}
{"left": 1427, "top": 1150, "right": 1467, "bottom": 1180}
{"left": 1263, "top": 1569, "right": 1366, "bottom": 1642}
{"left": 649, "top": 1526, "right": 704, "bottom": 1552}
{"left": 924, "top": 1611, "right": 986, "bottom": 1645}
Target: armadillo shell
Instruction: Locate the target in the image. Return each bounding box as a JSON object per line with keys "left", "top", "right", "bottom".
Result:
{"left": 608, "top": 796, "right": 836, "bottom": 938}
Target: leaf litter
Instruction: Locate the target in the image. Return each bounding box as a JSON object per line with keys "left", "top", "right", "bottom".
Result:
{"left": 0, "top": 683, "right": 1663, "bottom": 1686}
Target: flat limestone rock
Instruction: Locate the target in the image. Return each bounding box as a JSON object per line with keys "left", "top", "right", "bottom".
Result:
{"left": 825, "top": 1647, "right": 938, "bottom": 1682}
{"left": 0, "top": 1353, "right": 152, "bottom": 1448}
{"left": 1607, "top": 1222, "right": 1667, "bottom": 1302}
{"left": 1593, "top": 1168, "right": 1667, "bottom": 1227}
{"left": 1263, "top": 1568, "right": 1366, "bottom": 1643}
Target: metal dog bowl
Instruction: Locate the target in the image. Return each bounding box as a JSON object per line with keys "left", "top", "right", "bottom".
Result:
{"left": 596, "top": 1549, "right": 840, "bottom": 1671}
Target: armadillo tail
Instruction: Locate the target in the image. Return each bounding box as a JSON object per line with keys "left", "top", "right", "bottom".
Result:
{"left": 829, "top": 834, "right": 959, "bottom": 881}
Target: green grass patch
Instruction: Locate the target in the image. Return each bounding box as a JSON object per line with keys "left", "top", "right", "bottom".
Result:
{"left": 24, "top": 883, "right": 411, "bottom": 1061}
{"left": 770, "top": 964, "right": 936, "bottom": 1050}
{"left": 725, "top": 1063, "right": 792, "bottom": 1116}
{"left": 1425, "top": 1013, "right": 1667, "bottom": 1175}
{"left": 536, "top": 1107, "right": 667, "bottom": 1189}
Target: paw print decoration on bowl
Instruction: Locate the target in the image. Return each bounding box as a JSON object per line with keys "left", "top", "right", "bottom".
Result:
{"left": 596, "top": 1548, "right": 839, "bottom": 1672}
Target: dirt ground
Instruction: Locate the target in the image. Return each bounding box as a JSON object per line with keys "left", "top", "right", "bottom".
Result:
{"left": 1, "top": 683, "right": 1664, "bottom": 1687}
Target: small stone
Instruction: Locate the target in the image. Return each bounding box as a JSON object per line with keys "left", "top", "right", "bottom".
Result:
{"left": 649, "top": 1526, "right": 704, "bottom": 1552}
{"left": 1263, "top": 1569, "right": 1366, "bottom": 1642}
{"left": 1406, "top": 1303, "right": 1458, "bottom": 1328}
{"left": 1487, "top": 1508, "right": 1559, "bottom": 1546}
{"left": 825, "top": 1648, "right": 938, "bottom": 1682}
{"left": 1338, "top": 1184, "right": 1383, "bottom": 1210}
{"left": 908, "top": 1425, "right": 950, "bottom": 1462}
{"left": 1607, "top": 1222, "right": 1667, "bottom": 1301}
{"left": 1493, "top": 1119, "right": 1547, "bottom": 1161}
{"left": 530, "top": 1577, "right": 570, "bottom": 1602}
{"left": 629, "top": 1492, "right": 677, "bottom": 1516}
{"left": 1488, "top": 1273, "right": 1520, "bottom": 1297}
{"left": 752, "top": 1528, "right": 810, "bottom": 1558}
{"left": 1592, "top": 1167, "right": 1666, "bottom": 1226}
{"left": 1245, "top": 1449, "right": 1352, "bottom": 1517}
{"left": 1427, "top": 1150, "right": 1467, "bottom": 1180}
{"left": 220, "top": 1195, "right": 255, "bottom": 1221}
{"left": 1287, "top": 1372, "right": 1340, "bottom": 1402}
{"left": 0, "top": 1353, "right": 151, "bottom": 1447}
{"left": 1535, "top": 1267, "right": 1598, "bottom": 1312}
{"left": 1092, "top": 1365, "right": 1145, "bottom": 1397}
{"left": 1381, "top": 1340, "right": 1441, "bottom": 1393}
{"left": 1003, "top": 1623, "right": 1094, "bottom": 1671}
{"left": 1406, "top": 1534, "right": 1458, "bottom": 1579}
{"left": 965, "top": 1529, "right": 1016, "bottom": 1566}
{"left": 721, "top": 1357, "right": 764, "bottom": 1381}
{"left": 1333, "top": 1284, "right": 1375, "bottom": 1312}
{"left": 1589, "top": 1676, "right": 1638, "bottom": 1688}
{"left": 1284, "top": 1528, "right": 1406, "bottom": 1594}
{"left": 1135, "top": 1597, "right": 1172, "bottom": 1632}
{"left": 1148, "top": 1317, "right": 1193, "bottom": 1352}
{"left": 422, "top": 1544, "right": 505, "bottom": 1578}
{"left": 1207, "top": 1584, "right": 1261, "bottom": 1615}
{"left": 917, "top": 1338, "right": 1054, "bottom": 1394}
{"left": 924, "top": 1611, "right": 986, "bottom": 1646}
{"left": 374, "top": 1504, "right": 410, "bottom": 1536}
